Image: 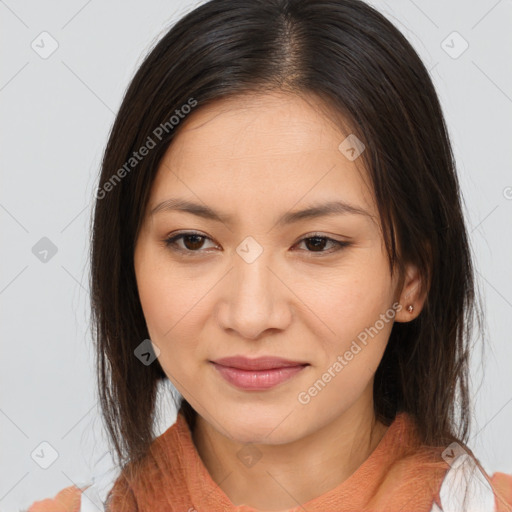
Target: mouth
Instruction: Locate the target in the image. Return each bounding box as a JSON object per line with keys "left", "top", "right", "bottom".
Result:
{"left": 210, "top": 356, "right": 310, "bottom": 391}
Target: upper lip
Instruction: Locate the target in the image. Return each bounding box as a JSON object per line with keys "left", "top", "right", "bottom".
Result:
{"left": 211, "top": 356, "right": 309, "bottom": 371}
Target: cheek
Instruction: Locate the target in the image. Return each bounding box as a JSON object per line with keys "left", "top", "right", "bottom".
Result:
{"left": 302, "top": 292, "right": 394, "bottom": 417}
{"left": 309, "top": 259, "right": 393, "bottom": 342}
{"left": 135, "top": 245, "right": 200, "bottom": 337}
{"left": 303, "top": 251, "right": 395, "bottom": 380}
{"left": 134, "top": 248, "right": 210, "bottom": 383}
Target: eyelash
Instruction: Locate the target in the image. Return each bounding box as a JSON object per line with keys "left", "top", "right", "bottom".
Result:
{"left": 163, "top": 231, "right": 351, "bottom": 257}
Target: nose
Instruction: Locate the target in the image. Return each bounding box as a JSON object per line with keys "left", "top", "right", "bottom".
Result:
{"left": 216, "top": 249, "right": 292, "bottom": 340}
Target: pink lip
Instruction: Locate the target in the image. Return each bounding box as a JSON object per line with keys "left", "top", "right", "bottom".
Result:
{"left": 210, "top": 356, "right": 309, "bottom": 390}
{"left": 212, "top": 356, "right": 308, "bottom": 370}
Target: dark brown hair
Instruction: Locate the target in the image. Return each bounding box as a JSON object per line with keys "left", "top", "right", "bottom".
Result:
{"left": 90, "top": 0, "right": 484, "bottom": 470}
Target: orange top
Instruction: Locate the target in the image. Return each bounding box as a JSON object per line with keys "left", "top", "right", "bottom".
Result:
{"left": 28, "top": 411, "right": 512, "bottom": 512}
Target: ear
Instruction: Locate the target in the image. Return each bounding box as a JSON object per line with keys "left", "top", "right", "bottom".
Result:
{"left": 394, "top": 262, "right": 428, "bottom": 323}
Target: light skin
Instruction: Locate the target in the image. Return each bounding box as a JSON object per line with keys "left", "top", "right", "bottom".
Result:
{"left": 133, "top": 91, "right": 426, "bottom": 511}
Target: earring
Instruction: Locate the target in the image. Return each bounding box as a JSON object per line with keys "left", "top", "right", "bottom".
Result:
{"left": 406, "top": 304, "right": 414, "bottom": 313}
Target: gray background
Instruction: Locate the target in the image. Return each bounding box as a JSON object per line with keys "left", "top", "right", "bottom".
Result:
{"left": 1, "top": 0, "right": 511, "bottom": 510}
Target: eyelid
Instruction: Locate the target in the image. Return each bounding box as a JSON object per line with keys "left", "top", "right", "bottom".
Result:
{"left": 164, "top": 230, "right": 218, "bottom": 254}
{"left": 163, "top": 230, "right": 351, "bottom": 256}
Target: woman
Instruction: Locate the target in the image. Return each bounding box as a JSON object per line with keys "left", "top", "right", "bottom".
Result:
{"left": 28, "top": 0, "right": 512, "bottom": 510}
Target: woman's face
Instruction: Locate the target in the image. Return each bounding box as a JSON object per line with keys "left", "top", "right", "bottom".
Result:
{"left": 134, "top": 91, "right": 416, "bottom": 444}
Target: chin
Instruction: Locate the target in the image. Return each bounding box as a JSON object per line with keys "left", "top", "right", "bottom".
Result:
{"left": 213, "top": 409, "right": 304, "bottom": 446}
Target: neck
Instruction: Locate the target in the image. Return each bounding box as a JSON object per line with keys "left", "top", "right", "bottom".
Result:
{"left": 191, "top": 400, "right": 389, "bottom": 511}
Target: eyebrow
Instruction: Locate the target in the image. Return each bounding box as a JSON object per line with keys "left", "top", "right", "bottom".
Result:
{"left": 150, "top": 197, "right": 373, "bottom": 226}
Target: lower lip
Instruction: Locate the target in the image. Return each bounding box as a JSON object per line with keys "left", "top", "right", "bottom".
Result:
{"left": 211, "top": 363, "right": 307, "bottom": 390}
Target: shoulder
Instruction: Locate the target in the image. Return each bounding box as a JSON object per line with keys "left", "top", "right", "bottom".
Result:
{"left": 490, "top": 472, "right": 512, "bottom": 511}
{"left": 105, "top": 415, "right": 189, "bottom": 509}
{"left": 26, "top": 473, "right": 138, "bottom": 512}
{"left": 104, "top": 472, "right": 138, "bottom": 512}
{"left": 26, "top": 485, "right": 85, "bottom": 512}
{"left": 430, "top": 450, "right": 512, "bottom": 512}
{"left": 26, "top": 416, "right": 185, "bottom": 511}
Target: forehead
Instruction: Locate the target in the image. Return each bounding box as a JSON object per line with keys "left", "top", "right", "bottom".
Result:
{"left": 170, "top": 91, "right": 354, "bottom": 160}
{"left": 150, "top": 91, "right": 377, "bottom": 224}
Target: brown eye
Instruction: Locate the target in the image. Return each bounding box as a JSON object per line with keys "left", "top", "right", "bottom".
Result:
{"left": 163, "top": 232, "right": 350, "bottom": 257}
{"left": 164, "top": 232, "right": 217, "bottom": 254}
{"left": 303, "top": 237, "right": 330, "bottom": 252}
{"left": 295, "top": 236, "right": 351, "bottom": 255}
{"left": 180, "top": 234, "right": 206, "bottom": 251}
